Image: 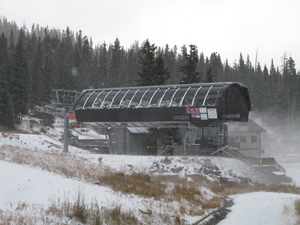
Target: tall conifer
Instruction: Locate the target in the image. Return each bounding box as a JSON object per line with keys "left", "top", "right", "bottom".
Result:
{"left": 109, "top": 38, "right": 123, "bottom": 87}
{"left": 179, "top": 45, "right": 200, "bottom": 83}
{"left": 11, "top": 29, "right": 30, "bottom": 120}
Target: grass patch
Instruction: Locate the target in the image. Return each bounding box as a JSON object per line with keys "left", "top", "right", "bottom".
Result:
{"left": 203, "top": 196, "right": 224, "bottom": 209}
{"left": 209, "top": 179, "right": 300, "bottom": 196}
{"left": 97, "top": 171, "right": 167, "bottom": 199}
{"left": 0, "top": 191, "right": 140, "bottom": 225}
{"left": 172, "top": 182, "right": 203, "bottom": 204}
{"left": 295, "top": 199, "right": 300, "bottom": 216}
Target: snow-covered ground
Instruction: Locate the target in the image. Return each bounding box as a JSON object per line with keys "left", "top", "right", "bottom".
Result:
{"left": 1, "top": 117, "right": 300, "bottom": 224}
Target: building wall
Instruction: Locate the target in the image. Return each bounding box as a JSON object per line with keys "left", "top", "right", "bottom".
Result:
{"left": 228, "top": 131, "right": 260, "bottom": 158}
{"left": 231, "top": 132, "right": 260, "bottom": 150}
{"left": 240, "top": 149, "right": 260, "bottom": 158}
{"left": 126, "top": 132, "right": 148, "bottom": 155}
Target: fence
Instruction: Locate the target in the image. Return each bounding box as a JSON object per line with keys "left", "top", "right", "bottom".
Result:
{"left": 242, "top": 157, "right": 286, "bottom": 174}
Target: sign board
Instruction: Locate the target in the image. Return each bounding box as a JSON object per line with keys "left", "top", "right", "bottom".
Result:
{"left": 185, "top": 107, "right": 217, "bottom": 120}
{"left": 207, "top": 108, "right": 218, "bottom": 119}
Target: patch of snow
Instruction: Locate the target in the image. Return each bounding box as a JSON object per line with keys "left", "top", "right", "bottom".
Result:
{"left": 218, "top": 192, "right": 300, "bottom": 225}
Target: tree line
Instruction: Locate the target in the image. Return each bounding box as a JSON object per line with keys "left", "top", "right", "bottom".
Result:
{"left": 0, "top": 17, "right": 299, "bottom": 130}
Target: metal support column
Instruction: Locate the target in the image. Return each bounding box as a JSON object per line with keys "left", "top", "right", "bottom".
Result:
{"left": 119, "top": 123, "right": 127, "bottom": 154}
{"left": 104, "top": 127, "right": 114, "bottom": 154}
{"left": 63, "top": 107, "right": 69, "bottom": 153}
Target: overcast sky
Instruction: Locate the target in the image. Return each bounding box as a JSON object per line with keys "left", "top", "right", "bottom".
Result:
{"left": 1, "top": 0, "right": 300, "bottom": 69}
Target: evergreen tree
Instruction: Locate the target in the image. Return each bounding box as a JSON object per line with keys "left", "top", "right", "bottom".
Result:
{"left": 79, "top": 35, "right": 91, "bottom": 89}
{"left": 262, "top": 65, "right": 270, "bottom": 110}
{"left": 137, "top": 40, "right": 170, "bottom": 86}
{"left": 40, "top": 55, "right": 52, "bottom": 103}
{"left": 179, "top": 44, "right": 200, "bottom": 83}
{"left": 31, "top": 36, "right": 44, "bottom": 105}
{"left": 282, "top": 57, "right": 298, "bottom": 116}
{"left": 11, "top": 29, "right": 30, "bottom": 120}
{"left": 109, "top": 38, "right": 123, "bottom": 87}
{"left": 269, "top": 59, "right": 278, "bottom": 108}
{"left": 223, "top": 59, "right": 231, "bottom": 82}
{"left": 73, "top": 46, "right": 81, "bottom": 89}
{"left": 136, "top": 39, "right": 156, "bottom": 86}
{"left": 246, "top": 55, "right": 253, "bottom": 73}
{"left": 152, "top": 53, "right": 170, "bottom": 85}
{"left": 26, "top": 29, "right": 37, "bottom": 76}
{"left": 197, "top": 52, "right": 206, "bottom": 82}
{"left": 8, "top": 29, "right": 15, "bottom": 54}
{"left": 99, "top": 43, "right": 108, "bottom": 88}
{"left": 90, "top": 51, "right": 100, "bottom": 88}
{"left": 6, "top": 30, "right": 15, "bottom": 87}
{"left": 1, "top": 89, "right": 15, "bottom": 130}
{"left": 253, "top": 63, "right": 263, "bottom": 111}
{"left": 57, "top": 27, "right": 74, "bottom": 89}
{"left": 163, "top": 44, "right": 178, "bottom": 84}
{"left": 238, "top": 53, "right": 247, "bottom": 82}
{"left": 44, "top": 30, "right": 59, "bottom": 88}
{"left": 125, "top": 43, "right": 139, "bottom": 86}
{"left": 0, "top": 32, "right": 8, "bottom": 125}
{"left": 206, "top": 65, "right": 213, "bottom": 82}
{"left": 209, "top": 52, "right": 223, "bottom": 81}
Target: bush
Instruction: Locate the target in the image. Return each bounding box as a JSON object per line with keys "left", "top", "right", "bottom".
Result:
{"left": 35, "top": 112, "right": 55, "bottom": 127}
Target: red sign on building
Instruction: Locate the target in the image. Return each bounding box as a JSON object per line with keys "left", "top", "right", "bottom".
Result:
{"left": 186, "top": 108, "right": 191, "bottom": 114}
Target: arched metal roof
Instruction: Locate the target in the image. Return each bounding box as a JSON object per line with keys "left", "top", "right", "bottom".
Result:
{"left": 74, "top": 82, "right": 250, "bottom": 127}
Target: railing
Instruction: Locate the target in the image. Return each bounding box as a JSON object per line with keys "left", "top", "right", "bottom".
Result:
{"left": 210, "top": 146, "right": 247, "bottom": 159}
{"left": 242, "top": 157, "right": 286, "bottom": 174}
{"left": 273, "top": 160, "right": 286, "bottom": 174}
{"left": 210, "top": 146, "right": 286, "bottom": 174}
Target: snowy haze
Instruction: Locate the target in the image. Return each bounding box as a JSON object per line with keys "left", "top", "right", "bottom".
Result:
{"left": 1, "top": 0, "right": 300, "bottom": 68}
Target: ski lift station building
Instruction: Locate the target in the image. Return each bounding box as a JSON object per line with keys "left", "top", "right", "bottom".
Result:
{"left": 74, "top": 82, "right": 251, "bottom": 155}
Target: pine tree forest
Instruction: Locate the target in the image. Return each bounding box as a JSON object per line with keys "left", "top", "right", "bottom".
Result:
{"left": 0, "top": 18, "right": 299, "bottom": 132}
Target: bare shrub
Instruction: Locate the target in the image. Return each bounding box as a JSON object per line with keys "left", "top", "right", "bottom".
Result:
{"left": 102, "top": 206, "right": 139, "bottom": 225}
{"left": 161, "top": 156, "right": 172, "bottom": 164}
{"left": 69, "top": 191, "right": 88, "bottom": 223}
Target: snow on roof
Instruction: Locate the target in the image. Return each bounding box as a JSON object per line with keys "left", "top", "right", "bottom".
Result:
{"left": 127, "top": 127, "right": 149, "bottom": 134}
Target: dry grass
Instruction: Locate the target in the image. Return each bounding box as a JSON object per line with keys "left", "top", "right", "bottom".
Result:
{"left": 203, "top": 196, "right": 224, "bottom": 209}
{"left": 52, "top": 190, "right": 139, "bottom": 225}
{"left": 97, "top": 171, "right": 167, "bottom": 199}
{"left": 0, "top": 146, "right": 206, "bottom": 223}
{"left": 290, "top": 199, "right": 300, "bottom": 225}
{"left": 209, "top": 179, "right": 300, "bottom": 197}
{"left": 0, "top": 191, "right": 140, "bottom": 225}
{"left": 295, "top": 199, "right": 300, "bottom": 216}
{"left": 2, "top": 142, "right": 300, "bottom": 224}
{"left": 0, "top": 146, "right": 105, "bottom": 184}
{"left": 97, "top": 170, "right": 217, "bottom": 215}
{"left": 1, "top": 129, "right": 31, "bottom": 134}
{"left": 282, "top": 199, "right": 300, "bottom": 225}
{"left": 172, "top": 182, "right": 203, "bottom": 204}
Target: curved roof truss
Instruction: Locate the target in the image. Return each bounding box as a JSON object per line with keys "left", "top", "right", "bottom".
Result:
{"left": 74, "top": 82, "right": 251, "bottom": 127}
